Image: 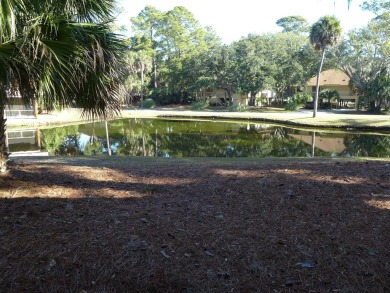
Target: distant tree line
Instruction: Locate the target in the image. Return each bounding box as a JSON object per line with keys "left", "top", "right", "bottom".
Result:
{"left": 125, "top": 1, "right": 390, "bottom": 112}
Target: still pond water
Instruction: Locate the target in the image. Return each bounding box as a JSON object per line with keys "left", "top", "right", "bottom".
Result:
{"left": 7, "top": 118, "right": 390, "bottom": 158}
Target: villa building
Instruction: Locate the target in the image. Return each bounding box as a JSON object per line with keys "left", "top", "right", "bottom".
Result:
{"left": 305, "top": 69, "right": 358, "bottom": 109}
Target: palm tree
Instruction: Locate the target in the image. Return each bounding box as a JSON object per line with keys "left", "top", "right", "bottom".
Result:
{"left": 0, "top": 0, "right": 126, "bottom": 171}
{"left": 309, "top": 16, "right": 342, "bottom": 118}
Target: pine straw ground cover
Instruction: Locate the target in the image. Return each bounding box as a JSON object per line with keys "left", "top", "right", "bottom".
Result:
{"left": 1, "top": 157, "right": 390, "bottom": 292}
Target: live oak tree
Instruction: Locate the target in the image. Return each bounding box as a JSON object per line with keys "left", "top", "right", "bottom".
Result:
{"left": 276, "top": 16, "right": 309, "bottom": 33}
{"left": 361, "top": 0, "right": 390, "bottom": 15}
{"left": 335, "top": 2, "right": 390, "bottom": 110}
{"left": 269, "top": 33, "right": 318, "bottom": 105}
{"left": 233, "top": 34, "right": 275, "bottom": 106}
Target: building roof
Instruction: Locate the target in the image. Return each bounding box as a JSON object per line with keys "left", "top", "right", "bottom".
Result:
{"left": 307, "top": 69, "right": 350, "bottom": 86}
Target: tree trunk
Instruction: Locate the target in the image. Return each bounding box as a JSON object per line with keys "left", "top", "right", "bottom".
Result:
{"left": 225, "top": 88, "right": 233, "bottom": 106}
{"left": 140, "top": 66, "right": 144, "bottom": 108}
{"left": 313, "top": 48, "right": 327, "bottom": 118}
{"left": 249, "top": 92, "right": 257, "bottom": 106}
{"left": 153, "top": 58, "right": 157, "bottom": 89}
{"left": 0, "top": 104, "right": 9, "bottom": 173}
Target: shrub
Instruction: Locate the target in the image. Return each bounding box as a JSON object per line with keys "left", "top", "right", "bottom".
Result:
{"left": 149, "top": 88, "right": 180, "bottom": 105}
{"left": 228, "top": 104, "right": 248, "bottom": 112}
{"left": 319, "top": 89, "right": 340, "bottom": 101}
{"left": 191, "top": 101, "right": 209, "bottom": 110}
{"left": 321, "top": 102, "right": 332, "bottom": 110}
{"left": 285, "top": 100, "right": 304, "bottom": 111}
{"left": 137, "top": 98, "right": 156, "bottom": 109}
{"left": 357, "top": 96, "right": 366, "bottom": 111}
{"left": 284, "top": 93, "right": 311, "bottom": 111}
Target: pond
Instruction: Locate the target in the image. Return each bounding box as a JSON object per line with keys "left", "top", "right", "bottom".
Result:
{"left": 6, "top": 118, "right": 390, "bottom": 158}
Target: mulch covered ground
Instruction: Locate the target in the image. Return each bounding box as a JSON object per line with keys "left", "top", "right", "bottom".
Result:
{"left": 0, "top": 157, "right": 389, "bottom": 292}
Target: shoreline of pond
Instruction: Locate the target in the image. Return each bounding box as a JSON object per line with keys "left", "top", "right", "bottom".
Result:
{"left": 7, "top": 106, "right": 390, "bottom": 132}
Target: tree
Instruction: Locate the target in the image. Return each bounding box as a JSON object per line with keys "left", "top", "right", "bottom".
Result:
{"left": 269, "top": 33, "right": 318, "bottom": 104}
{"left": 233, "top": 34, "right": 274, "bottom": 106}
{"left": 131, "top": 6, "right": 164, "bottom": 88}
{"left": 0, "top": 0, "right": 125, "bottom": 171}
{"left": 310, "top": 16, "right": 342, "bottom": 117}
{"left": 123, "top": 50, "right": 152, "bottom": 105}
{"left": 334, "top": 11, "right": 389, "bottom": 108}
{"left": 276, "top": 16, "right": 309, "bottom": 33}
{"left": 130, "top": 6, "right": 219, "bottom": 103}
{"left": 361, "top": 0, "right": 390, "bottom": 15}
{"left": 206, "top": 45, "right": 238, "bottom": 105}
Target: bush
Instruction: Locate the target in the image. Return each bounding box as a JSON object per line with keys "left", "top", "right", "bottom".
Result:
{"left": 284, "top": 93, "right": 311, "bottom": 111}
{"left": 357, "top": 96, "right": 366, "bottom": 111}
{"left": 285, "top": 101, "right": 304, "bottom": 111}
{"left": 137, "top": 98, "right": 156, "bottom": 109}
{"left": 191, "top": 101, "right": 209, "bottom": 110}
{"left": 321, "top": 102, "right": 332, "bottom": 110}
{"left": 149, "top": 88, "right": 180, "bottom": 105}
{"left": 319, "top": 89, "right": 340, "bottom": 101}
{"left": 228, "top": 104, "right": 248, "bottom": 112}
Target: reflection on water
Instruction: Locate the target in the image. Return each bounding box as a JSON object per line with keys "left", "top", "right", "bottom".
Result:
{"left": 7, "top": 118, "right": 390, "bottom": 158}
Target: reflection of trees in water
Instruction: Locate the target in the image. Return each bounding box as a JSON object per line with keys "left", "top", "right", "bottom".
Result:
{"left": 156, "top": 124, "right": 320, "bottom": 158}
{"left": 40, "top": 119, "right": 388, "bottom": 158}
{"left": 116, "top": 119, "right": 155, "bottom": 156}
{"left": 84, "top": 141, "right": 103, "bottom": 156}
{"left": 84, "top": 123, "right": 103, "bottom": 156}
{"left": 41, "top": 126, "right": 80, "bottom": 155}
{"left": 343, "top": 134, "right": 390, "bottom": 157}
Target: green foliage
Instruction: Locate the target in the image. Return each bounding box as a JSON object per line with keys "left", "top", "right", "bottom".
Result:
{"left": 284, "top": 93, "right": 311, "bottom": 111}
{"left": 276, "top": 16, "right": 309, "bottom": 33}
{"left": 335, "top": 12, "right": 390, "bottom": 109}
{"left": 319, "top": 89, "right": 340, "bottom": 101}
{"left": 289, "top": 93, "right": 312, "bottom": 103}
{"left": 321, "top": 102, "right": 333, "bottom": 110}
{"left": 357, "top": 96, "right": 366, "bottom": 110}
{"left": 41, "top": 125, "right": 79, "bottom": 155}
{"left": 149, "top": 88, "right": 180, "bottom": 105}
{"left": 191, "top": 101, "right": 209, "bottom": 110}
{"left": 310, "top": 16, "right": 342, "bottom": 51}
{"left": 228, "top": 104, "right": 249, "bottom": 112}
{"left": 0, "top": 0, "right": 126, "bottom": 170}
{"left": 130, "top": 5, "right": 222, "bottom": 98}
{"left": 310, "top": 16, "right": 342, "bottom": 117}
{"left": 361, "top": 0, "right": 390, "bottom": 15}
{"left": 123, "top": 50, "right": 153, "bottom": 103}
{"left": 0, "top": 0, "right": 126, "bottom": 118}
{"left": 284, "top": 101, "right": 304, "bottom": 111}
{"left": 137, "top": 98, "right": 156, "bottom": 108}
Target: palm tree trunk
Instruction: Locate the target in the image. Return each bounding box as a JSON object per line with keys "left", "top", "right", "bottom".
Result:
{"left": 105, "top": 120, "right": 111, "bottom": 156}
{"left": 313, "top": 48, "right": 326, "bottom": 118}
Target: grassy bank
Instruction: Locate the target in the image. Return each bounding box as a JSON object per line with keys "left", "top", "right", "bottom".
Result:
{"left": 7, "top": 106, "right": 390, "bottom": 131}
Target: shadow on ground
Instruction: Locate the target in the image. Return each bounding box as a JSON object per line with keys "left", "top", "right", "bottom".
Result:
{"left": 1, "top": 157, "right": 390, "bottom": 292}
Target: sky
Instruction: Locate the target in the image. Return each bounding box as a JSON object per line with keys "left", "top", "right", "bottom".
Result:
{"left": 116, "top": 0, "right": 376, "bottom": 44}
